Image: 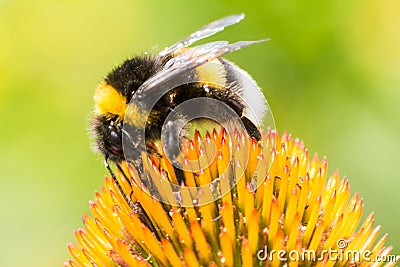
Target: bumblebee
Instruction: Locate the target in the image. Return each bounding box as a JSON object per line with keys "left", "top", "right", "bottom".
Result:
{"left": 90, "top": 14, "right": 269, "bottom": 185}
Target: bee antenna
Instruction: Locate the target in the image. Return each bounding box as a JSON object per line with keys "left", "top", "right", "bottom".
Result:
{"left": 104, "top": 155, "right": 135, "bottom": 209}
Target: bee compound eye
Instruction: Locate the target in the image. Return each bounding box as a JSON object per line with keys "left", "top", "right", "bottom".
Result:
{"left": 109, "top": 128, "right": 120, "bottom": 141}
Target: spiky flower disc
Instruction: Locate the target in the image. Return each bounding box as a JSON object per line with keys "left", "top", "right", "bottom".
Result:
{"left": 65, "top": 130, "right": 398, "bottom": 267}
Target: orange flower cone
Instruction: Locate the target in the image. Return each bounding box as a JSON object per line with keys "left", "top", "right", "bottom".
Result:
{"left": 65, "top": 129, "right": 399, "bottom": 267}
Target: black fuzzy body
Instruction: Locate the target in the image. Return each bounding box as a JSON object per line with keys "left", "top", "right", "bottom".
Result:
{"left": 91, "top": 55, "right": 260, "bottom": 164}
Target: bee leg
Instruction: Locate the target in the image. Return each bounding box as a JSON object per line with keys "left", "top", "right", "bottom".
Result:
{"left": 132, "top": 202, "right": 159, "bottom": 238}
{"left": 161, "top": 118, "right": 186, "bottom": 163}
{"left": 104, "top": 155, "right": 135, "bottom": 209}
{"left": 115, "top": 163, "right": 138, "bottom": 205}
{"left": 159, "top": 112, "right": 189, "bottom": 186}
{"left": 240, "top": 116, "right": 262, "bottom": 141}
{"left": 116, "top": 163, "right": 132, "bottom": 188}
{"left": 172, "top": 161, "right": 187, "bottom": 185}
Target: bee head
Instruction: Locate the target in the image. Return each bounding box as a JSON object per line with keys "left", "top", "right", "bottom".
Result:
{"left": 91, "top": 56, "right": 164, "bottom": 163}
{"left": 90, "top": 115, "right": 123, "bottom": 162}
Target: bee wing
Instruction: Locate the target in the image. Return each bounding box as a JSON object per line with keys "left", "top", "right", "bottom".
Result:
{"left": 162, "top": 41, "right": 229, "bottom": 69}
{"left": 136, "top": 39, "right": 269, "bottom": 96}
{"left": 159, "top": 14, "right": 245, "bottom": 57}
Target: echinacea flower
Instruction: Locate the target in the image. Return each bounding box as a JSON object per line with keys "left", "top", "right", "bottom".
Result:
{"left": 64, "top": 129, "right": 399, "bottom": 267}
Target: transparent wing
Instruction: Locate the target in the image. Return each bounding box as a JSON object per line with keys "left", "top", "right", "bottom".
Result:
{"left": 159, "top": 14, "right": 245, "bottom": 57}
{"left": 136, "top": 38, "right": 269, "bottom": 96}
{"left": 162, "top": 41, "right": 228, "bottom": 69}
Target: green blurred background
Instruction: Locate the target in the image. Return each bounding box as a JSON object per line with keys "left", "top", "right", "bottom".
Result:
{"left": 1, "top": 0, "right": 399, "bottom": 266}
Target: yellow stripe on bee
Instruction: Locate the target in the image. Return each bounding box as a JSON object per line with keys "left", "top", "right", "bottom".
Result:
{"left": 123, "top": 103, "right": 146, "bottom": 128}
{"left": 174, "top": 48, "right": 227, "bottom": 86}
{"left": 94, "top": 81, "right": 127, "bottom": 122}
{"left": 195, "top": 58, "right": 227, "bottom": 85}
{"left": 94, "top": 81, "right": 145, "bottom": 127}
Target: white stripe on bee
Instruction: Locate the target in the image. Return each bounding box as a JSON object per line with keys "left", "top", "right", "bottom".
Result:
{"left": 221, "top": 59, "right": 267, "bottom": 127}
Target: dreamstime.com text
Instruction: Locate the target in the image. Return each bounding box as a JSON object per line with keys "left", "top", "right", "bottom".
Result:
{"left": 256, "top": 239, "right": 399, "bottom": 263}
